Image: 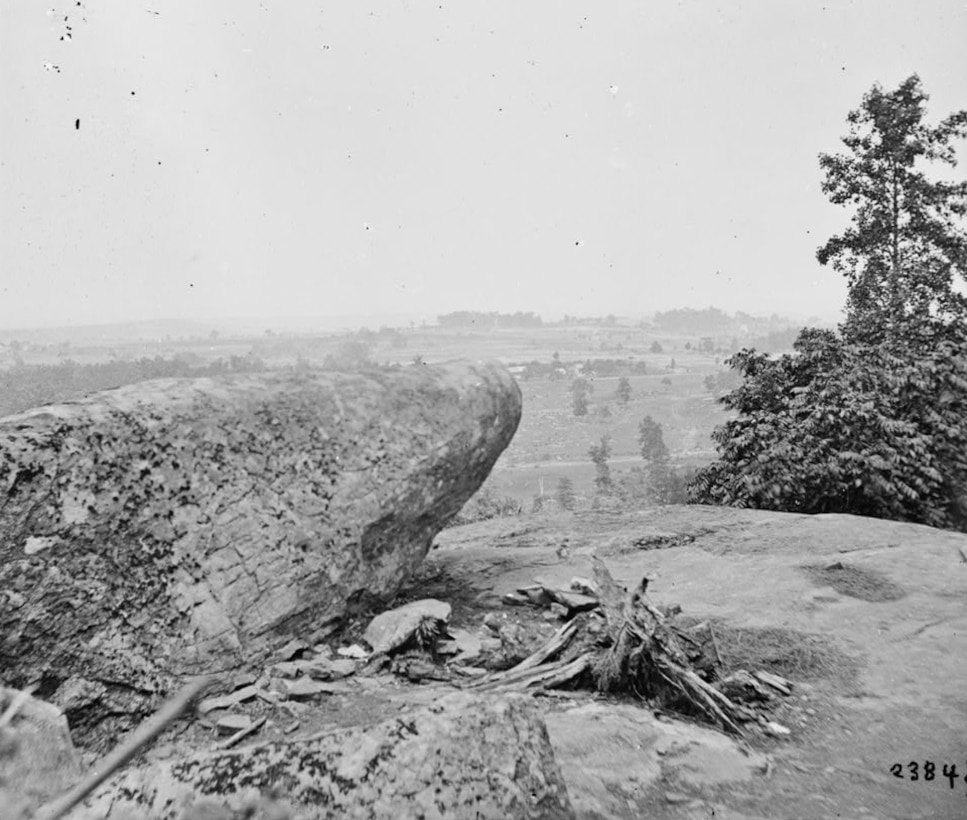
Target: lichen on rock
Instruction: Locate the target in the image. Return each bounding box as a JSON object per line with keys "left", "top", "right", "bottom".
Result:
{"left": 77, "top": 692, "right": 575, "bottom": 820}
{"left": 0, "top": 362, "right": 521, "bottom": 749}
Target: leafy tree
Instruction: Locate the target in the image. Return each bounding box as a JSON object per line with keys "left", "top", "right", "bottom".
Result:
{"left": 323, "top": 340, "right": 373, "bottom": 371}
{"left": 637, "top": 415, "right": 669, "bottom": 463}
{"left": 637, "top": 415, "right": 681, "bottom": 505}
{"left": 555, "top": 476, "right": 577, "bottom": 511}
{"left": 589, "top": 435, "right": 614, "bottom": 495}
{"left": 571, "top": 377, "right": 590, "bottom": 416}
{"left": 688, "top": 328, "right": 967, "bottom": 528}
{"left": 689, "top": 77, "right": 967, "bottom": 531}
{"left": 817, "top": 74, "right": 967, "bottom": 345}
{"left": 648, "top": 462, "right": 690, "bottom": 506}
{"left": 615, "top": 376, "right": 632, "bottom": 404}
{"left": 649, "top": 340, "right": 663, "bottom": 354}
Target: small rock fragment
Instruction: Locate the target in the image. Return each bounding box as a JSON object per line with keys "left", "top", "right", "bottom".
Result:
{"left": 517, "top": 585, "right": 553, "bottom": 606}
{"left": 198, "top": 686, "right": 259, "bottom": 715}
{"left": 546, "top": 589, "right": 599, "bottom": 616}
{"left": 753, "top": 670, "right": 792, "bottom": 695}
{"left": 391, "top": 657, "right": 450, "bottom": 682}
{"left": 569, "top": 577, "right": 597, "bottom": 596}
{"left": 363, "top": 599, "right": 451, "bottom": 655}
{"left": 304, "top": 658, "right": 357, "bottom": 680}
{"left": 718, "top": 671, "right": 772, "bottom": 702}
{"left": 337, "top": 644, "right": 368, "bottom": 659}
{"left": 439, "top": 628, "right": 483, "bottom": 662}
{"left": 281, "top": 678, "right": 353, "bottom": 699}
{"left": 216, "top": 714, "right": 252, "bottom": 734}
{"left": 482, "top": 613, "right": 502, "bottom": 632}
{"left": 272, "top": 638, "right": 310, "bottom": 663}
{"left": 229, "top": 672, "right": 257, "bottom": 690}
{"left": 764, "top": 721, "right": 791, "bottom": 737}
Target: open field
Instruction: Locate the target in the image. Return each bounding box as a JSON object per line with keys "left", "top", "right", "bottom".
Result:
{"left": 0, "top": 317, "right": 771, "bottom": 512}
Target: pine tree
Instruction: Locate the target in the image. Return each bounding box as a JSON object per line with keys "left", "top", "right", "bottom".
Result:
{"left": 817, "top": 74, "right": 967, "bottom": 346}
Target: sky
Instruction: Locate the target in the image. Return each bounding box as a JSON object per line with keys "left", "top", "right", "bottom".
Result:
{"left": 1, "top": 1, "right": 965, "bottom": 330}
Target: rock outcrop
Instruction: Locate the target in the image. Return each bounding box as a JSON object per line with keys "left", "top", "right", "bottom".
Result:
{"left": 0, "top": 362, "right": 520, "bottom": 746}
{"left": 76, "top": 692, "right": 574, "bottom": 820}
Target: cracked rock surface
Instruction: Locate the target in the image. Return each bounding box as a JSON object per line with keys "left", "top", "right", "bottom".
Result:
{"left": 0, "top": 362, "right": 520, "bottom": 750}
{"left": 77, "top": 691, "right": 575, "bottom": 820}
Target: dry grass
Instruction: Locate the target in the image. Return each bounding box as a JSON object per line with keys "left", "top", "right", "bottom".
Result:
{"left": 674, "top": 617, "right": 860, "bottom": 687}
{"left": 799, "top": 562, "right": 906, "bottom": 602}
{"left": 712, "top": 623, "right": 859, "bottom": 685}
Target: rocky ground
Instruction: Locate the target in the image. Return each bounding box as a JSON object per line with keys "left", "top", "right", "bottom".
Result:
{"left": 6, "top": 505, "right": 967, "bottom": 819}
{"left": 424, "top": 506, "right": 967, "bottom": 819}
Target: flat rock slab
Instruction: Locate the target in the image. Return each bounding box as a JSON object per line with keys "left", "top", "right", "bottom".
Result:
{"left": 0, "top": 361, "right": 520, "bottom": 748}
{"left": 77, "top": 692, "right": 575, "bottom": 820}
{"left": 544, "top": 702, "right": 767, "bottom": 819}
{"left": 432, "top": 506, "right": 967, "bottom": 819}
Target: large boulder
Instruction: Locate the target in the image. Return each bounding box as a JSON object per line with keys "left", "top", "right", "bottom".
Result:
{"left": 76, "top": 692, "right": 575, "bottom": 820}
{"left": 0, "top": 362, "right": 520, "bottom": 746}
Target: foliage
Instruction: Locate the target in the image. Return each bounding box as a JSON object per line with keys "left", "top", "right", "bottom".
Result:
{"left": 449, "top": 488, "right": 522, "bottom": 526}
{"left": 437, "top": 311, "right": 543, "bottom": 329}
{"left": 652, "top": 307, "right": 732, "bottom": 335}
{"left": 322, "top": 340, "right": 374, "bottom": 371}
{"left": 692, "top": 77, "right": 967, "bottom": 531}
{"left": 748, "top": 326, "right": 803, "bottom": 353}
{"left": 555, "top": 477, "right": 577, "bottom": 511}
{"left": 615, "top": 465, "right": 690, "bottom": 507}
{"left": 615, "top": 376, "right": 632, "bottom": 404}
{"left": 0, "top": 355, "right": 267, "bottom": 418}
{"left": 703, "top": 369, "right": 741, "bottom": 396}
{"left": 688, "top": 327, "right": 967, "bottom": 529}
{"left": 816, "top": 74, "right": 967, "bottom": 344}
{"left": 637, "top": 415, "right": 669, "bottom": 463}
{"left": 570, "top": 377, "right": 590, "bottom": 416}
{"left": 588, "top": 435, "right": 614, "bottom": 495}
{"left": 649, "top": 341, "right": 663, "bottom": 354}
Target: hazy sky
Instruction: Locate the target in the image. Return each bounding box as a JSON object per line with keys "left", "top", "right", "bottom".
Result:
{"left": 2, "top": 1, "right": 965, "bottom": 329}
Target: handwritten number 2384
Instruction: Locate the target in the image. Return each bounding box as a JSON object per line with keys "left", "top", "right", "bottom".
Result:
{"left": 890, "top": 761, "right": 962, "bottom": 787}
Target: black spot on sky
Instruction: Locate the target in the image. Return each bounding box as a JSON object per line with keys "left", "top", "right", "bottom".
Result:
{"left": 74, "top": 118, "right": 80, "bottom": 130}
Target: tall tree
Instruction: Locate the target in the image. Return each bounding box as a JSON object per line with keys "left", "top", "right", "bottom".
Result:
{"left": 571, "top": 377, "right": 590, "bottom": 416}
{"left": 689, "top": 77, "right": 967, "bottom": 530}
{"left": 637, "top": 415, "right": 669, "bottom": 463}
{"left": 817, "top": 75, "right": 967, "bottom": 344}
{"left": 589, "top": 435, "right": 614, "bottom": 495}
{"left": 555, "top": 476, "right": 576, "bottom": 511}
{"left": 615, "top": 376, "right": 632, "bottom": 404}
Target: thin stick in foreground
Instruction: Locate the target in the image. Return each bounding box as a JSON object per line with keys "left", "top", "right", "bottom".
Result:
{"left": 34, "top": 676, "right": 216, "bottom": 820}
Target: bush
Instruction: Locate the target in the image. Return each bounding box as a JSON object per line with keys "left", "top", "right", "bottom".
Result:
{"left": 555, "top": 477, "right": 577, "bottom": 511}
{"left": 448, "top": 488, "right": 522, "bottom": 526}
{"left": 688, "top": 327, "right": 967, "bottom": 530}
